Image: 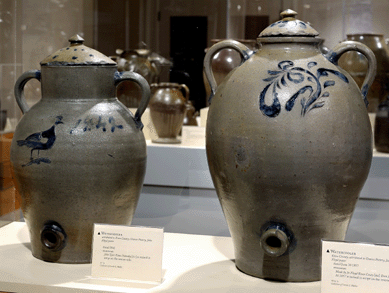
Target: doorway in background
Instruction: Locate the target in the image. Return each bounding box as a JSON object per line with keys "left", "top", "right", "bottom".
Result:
{"left": 170, "top": 16, "right": 208, "bottom": 111}
{"left": 245, "top": 15, "right": 269, "bottom": 39}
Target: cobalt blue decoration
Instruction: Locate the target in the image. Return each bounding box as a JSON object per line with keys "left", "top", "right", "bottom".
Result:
{"left": 259, "top": 60, "right": 349, "bottom": 117}
{"left": 17, "top": 116, "right": 63, "bottom": 165}
{"left": 204, "top": 9, "right": 377, "bottom": 281}
{"left": 11, "top": 35, "right": 151, "bottom": 263}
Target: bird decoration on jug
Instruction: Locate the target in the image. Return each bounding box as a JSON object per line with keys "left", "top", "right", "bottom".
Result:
{"left": 17, "top": 116, "right": 63, "bottom": 166}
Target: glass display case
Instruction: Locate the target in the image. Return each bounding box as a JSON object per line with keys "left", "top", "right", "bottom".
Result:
{"left": 1, "top": 0, "right": 389, "bottom": 291}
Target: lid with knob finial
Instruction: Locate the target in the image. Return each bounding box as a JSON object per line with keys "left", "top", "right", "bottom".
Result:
{"left": 40, "top": 34, "right": 116, "bottom": 66}
{"left": 259, "top": 9, "right": 319, "bottom": 38}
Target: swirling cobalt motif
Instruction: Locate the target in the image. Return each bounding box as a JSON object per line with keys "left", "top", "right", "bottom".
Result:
{"left": 259, "top": 60, "right": 349, "bottom": 118}
{"left": 270, "top": 19, "right": 307, "bottom": 30}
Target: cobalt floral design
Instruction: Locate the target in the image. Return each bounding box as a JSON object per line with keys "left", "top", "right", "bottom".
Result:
{"left": 70, "top": 116, "right": 123, "bottom": 134}
{"left": 259, "top": 60, "right": 349, "bottom": 117}
{"left": 270, "top": 19, "right": 307, "bottom": 30}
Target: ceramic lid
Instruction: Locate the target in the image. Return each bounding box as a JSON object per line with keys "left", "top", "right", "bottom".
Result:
{"left": 259, "top": 9, "right": 319, "bottom": 38}
{"left": 40, "top": 34, "right": 116, "bottom": 66}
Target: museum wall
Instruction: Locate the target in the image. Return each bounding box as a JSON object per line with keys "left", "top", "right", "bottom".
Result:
{"left": 297, "top": 0, "right": 389, "bottom": 49}
{"left": 2, "top": 0, "right": 389, "bottom": 122}
{"left": 0, "top": 0, "right": 93, "bottom": 124}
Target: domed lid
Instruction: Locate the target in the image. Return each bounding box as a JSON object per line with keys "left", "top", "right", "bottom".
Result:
{"left": 40, "top": 34, "right": 116, "bottom": 66}
{"left": 259, "top": 9, "right": 319, "bottom": 38}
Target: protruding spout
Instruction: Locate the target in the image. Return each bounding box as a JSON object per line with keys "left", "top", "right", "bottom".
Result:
{"left": 260, "top": 223, "right": 291, "bottom": 257}
{"left": 40, "top": 221, "right": 67, "bottom": 251}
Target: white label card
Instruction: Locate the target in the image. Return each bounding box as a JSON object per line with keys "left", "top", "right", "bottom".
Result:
{"left": 322, "top": 240, "right": 389, "bottom": 293}
{"left": 91, "top": 224, "right": 164, "bottom": 283}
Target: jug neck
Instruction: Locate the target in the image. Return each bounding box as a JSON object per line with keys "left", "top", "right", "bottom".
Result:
{"left": 41, "top": 66, "right": 117, "bottom": 100}
{"left": 152, "top": 82, "right": 181, "bottom": 90}
{"left": 257, "top": 38, "right": 323, "bottom": 58}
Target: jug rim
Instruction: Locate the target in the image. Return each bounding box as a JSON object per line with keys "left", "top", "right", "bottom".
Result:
{"left": 150, "top": 82, "right": 181, "bottom": 88}
{"left": 258, "top": 36, "right": 323, "bottom": 44}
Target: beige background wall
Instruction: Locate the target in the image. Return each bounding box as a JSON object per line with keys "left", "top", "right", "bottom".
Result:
{"left": 0, "top": 1, "right": 22, "bottom": 123}
{"left": 0, "top": 0, "right": 94, "bottom": 123}
{"left": 1, "top": 0, "right": 389, "bottom": 124}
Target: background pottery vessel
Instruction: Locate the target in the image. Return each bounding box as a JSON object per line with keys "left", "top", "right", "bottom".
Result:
{"left": 183, "top": 100, "right": 198, "bottom": 126}
{"left": 374, "top": 96, "right": 389, "bottom": 153}
{"left": 203, "top": 39, "right": 257, "bottom": 105}
{"left": 0, "top": 110, "right": 6, "bottom": 131}
{"left": 149, "top": 82, "right": 189, "bottom": 144}
{"left": 10, "top": 35, "right": 151, "bottom": 263}
{"left": 112, "top": 49, "right": 157, "bottom": 108}
{"left": 204, "top": 10, "right": 376, "bottom": 281}
{"left": 339, "top": 34, "right": 389, "bottom": 113}
{"left": 111, "top": 48, "right": 172, "bottom": 108}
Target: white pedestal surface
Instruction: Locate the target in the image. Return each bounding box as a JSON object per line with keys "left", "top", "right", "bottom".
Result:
{"left": 0, "top": 222, "right": 320, "bottom": 292}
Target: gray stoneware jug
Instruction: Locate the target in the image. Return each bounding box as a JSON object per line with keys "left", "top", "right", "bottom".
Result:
{"left": 204, "top": 10, "right": 376, "bottom": 281}
{"left": 11, "top": 35, "right": 151, "bottom": 263}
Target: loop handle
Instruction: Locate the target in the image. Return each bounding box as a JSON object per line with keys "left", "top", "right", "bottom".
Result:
{"left": 114, "top": 71, "right": 151, "bottom": 129}
{"left": 327, "top": 41, "right": 377, "bottom": 107}
{"left": 179, "top": 84, "right": 190, "bottom": 103}
{"left": 14, "top": 70, "right": 41, "bottom": 114}
{"left": 203, "top": 40, "right": 253, "bottom": 103}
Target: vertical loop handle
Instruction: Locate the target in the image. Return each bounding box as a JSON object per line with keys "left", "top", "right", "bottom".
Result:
{"left": 14, "top": 70, "right": 41, "bottom": 114}
{"left": 327, "top": 41, "right": 377, "bottom": 107}
{"left": 114, "top": 71, "right": 151, "bottom": 129}
{"left": 203, "top": 40, "right": 253, "bottom": 104}
{"left": 179, "top": 84, "right": 190, "bottom": 103}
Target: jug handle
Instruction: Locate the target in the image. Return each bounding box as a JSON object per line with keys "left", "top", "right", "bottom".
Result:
{"left": 203, "top": 40, "right": 254, "bottom": 104}
{"left": 14, "top": 70, "right": 41, "bottom": 114}
{"left": 326, "top": 41, "right": 377, "bottom": 107}
{"left": 179, "top": 84, "right": 190, "bottom": 103}
{"left": 114, "top": 71, "right": 151, "bottom": 130}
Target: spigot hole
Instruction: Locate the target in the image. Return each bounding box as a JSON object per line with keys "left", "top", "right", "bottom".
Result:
{"left": 260, "top": 228, "right": 290, "bottom": 257}
{"left": 266, "top": 235, "right": 282, "bottom": 248}
{"left": 42, "top": 231, "right": 60, "bottom": 249}
{"left": 40, "top": 221, "right": 67, "bottom": 252}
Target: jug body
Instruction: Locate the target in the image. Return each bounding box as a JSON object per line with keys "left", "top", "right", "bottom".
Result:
{"left": 204, "top": 10, "right": 376, "bottom": 281}
{"left": 10, "top": 36, "right": 151, "bottom": 263}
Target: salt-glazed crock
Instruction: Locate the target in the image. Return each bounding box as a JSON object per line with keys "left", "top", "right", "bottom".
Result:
{"left": 204, "top": 10, "right": 376, "bottom": 281}
{"left": 10, "top": 35, "right": 151, "bottom": 263}
{"left": 149, "top": 82, "right": 189, "bottom": 144}
{"left": 183, "top": 100, "right": 198, "bottom": 126}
